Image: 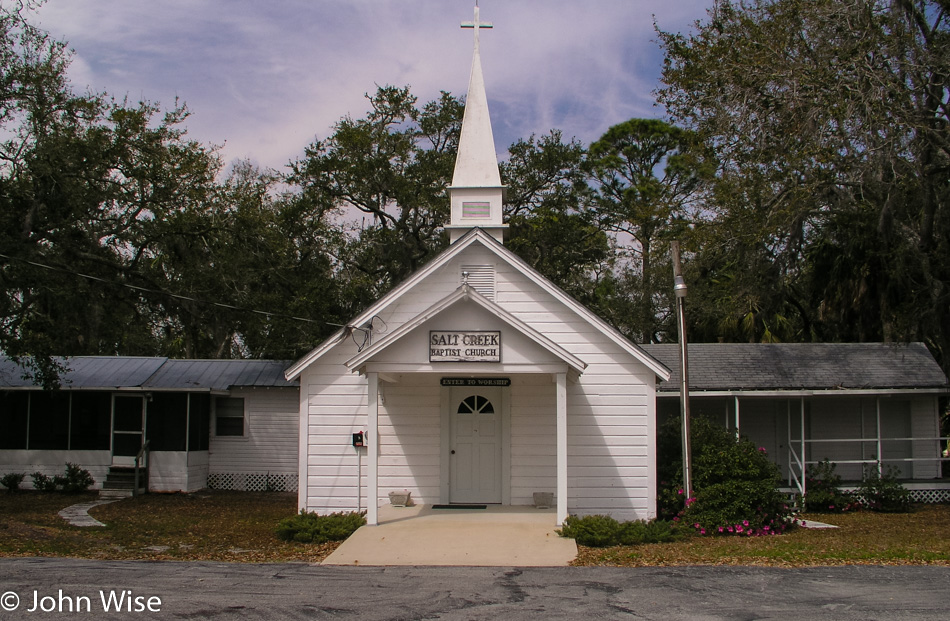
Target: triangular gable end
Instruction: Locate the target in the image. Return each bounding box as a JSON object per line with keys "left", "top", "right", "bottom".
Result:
{"left": 345, "top": 283, "right": 587, "bottom": 377}
{"left": 285, "top": 228, "right": 670, "bottom": 382}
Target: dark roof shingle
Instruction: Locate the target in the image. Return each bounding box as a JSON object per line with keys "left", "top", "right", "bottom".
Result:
{"left": 642, "top": 342, "right": 948, "bottom": 392}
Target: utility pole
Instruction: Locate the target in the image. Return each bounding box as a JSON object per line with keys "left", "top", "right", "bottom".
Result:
{"left": 671, "top": 241, "right": 692, "bottom": 503}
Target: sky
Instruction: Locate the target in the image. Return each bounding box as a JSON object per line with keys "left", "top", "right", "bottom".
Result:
{"left": 30, "top": 0, "right": 715, "bottom": 173}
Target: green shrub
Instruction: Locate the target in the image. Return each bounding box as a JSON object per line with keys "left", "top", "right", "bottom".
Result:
{"left": 804, "top": 459, "right": 860, "bottom": 513}
{"left": 30, "top": 464, "right": 95, "bottom": 493}
{"left": 0, "top": 472, "right": 25, "bottom": 492}
{"left": 658, "top": 417, "right": 794, "bottom": 536}
{"left": 616, "top": 518, "right": 680, "bottom": 545}
{"left": 56, "top": 463, "right": 95, "bottom": 493}
{"left": 557, "top": 515, "right": 680, "bottom": 547}
{"left": 276, "top": 510, "right": 366, "bottom": 544}
{"left": 31, "top": 471, "right": 57, "bottom": 492}
{"left": 858, "top": 464, "right": 911, "bottom": 513}
{"left": 557, "top": 514, "right": 621, "bottom": 547}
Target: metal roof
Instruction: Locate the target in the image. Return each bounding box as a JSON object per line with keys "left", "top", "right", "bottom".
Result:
{"left": 642, "top": 342, "right": 949, "bottom": 393}
{"left": 0, "top": 357, "right": 297, "bottom": 390}
{"left": 143, "top": 359, "right": 296, "bottom": 390}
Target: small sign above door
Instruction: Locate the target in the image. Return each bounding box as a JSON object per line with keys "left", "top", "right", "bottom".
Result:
{"left": 430, "top": 330, "right": 501, "bottom": 362}
{"left": 441, "top": 377, "right": 511, "bottom": 387}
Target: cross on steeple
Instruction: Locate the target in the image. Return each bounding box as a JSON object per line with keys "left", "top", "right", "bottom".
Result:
{"left": 461, "top": 2, "right": 493, "bottom": 50}
{"left": 449, "top": 0, "right": 506, "bottom": 244}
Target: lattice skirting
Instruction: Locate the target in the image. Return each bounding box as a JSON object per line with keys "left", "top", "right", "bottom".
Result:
{"left": 783, "top": 487, "right": 950, "bottom": 505}
{"left": 908, "top": 488, "right": 950, "bottom": 504}
{"left": 207, "top": 472, "right": 298, "bottom": 492}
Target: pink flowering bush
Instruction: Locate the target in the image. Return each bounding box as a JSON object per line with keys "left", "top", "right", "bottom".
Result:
{"left": 658, "top": 417, "right": 794, "bottom": 536}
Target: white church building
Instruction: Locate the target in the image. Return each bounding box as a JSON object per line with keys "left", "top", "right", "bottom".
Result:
{"left": 285, "top": 7, "right": 670, "bottom": 525}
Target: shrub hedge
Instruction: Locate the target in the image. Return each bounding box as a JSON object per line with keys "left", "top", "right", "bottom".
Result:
{"left": 276, "top": 510, "right": 366, "bottom": 544}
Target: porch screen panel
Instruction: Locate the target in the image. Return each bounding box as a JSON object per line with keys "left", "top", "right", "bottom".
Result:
{"left": 188, "top": 394, "right": 210, "bottom": 451}
{"left": 28, "top": 392, "right": 69, "bottom": 450}
{"left": 0, "top": 392, "right": 28, "bottom": 449}
{"left": 147, "top": 393, "right": 188, "bottom": 451}
{"left": 881, "top": 400, "right": 911, "bottom": 478}
{"left": 70, "top": 392, "right": 111, "bottom": 450}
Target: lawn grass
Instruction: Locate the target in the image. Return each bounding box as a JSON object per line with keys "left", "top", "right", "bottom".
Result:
{"left": 3, "top": 491, "right": 950, "bottom": 566}
{"left": 572, "top": 504, "right": 950, "bottom": 567}
{"left": 0, "top": 490, "right": 340, "bottom": 563}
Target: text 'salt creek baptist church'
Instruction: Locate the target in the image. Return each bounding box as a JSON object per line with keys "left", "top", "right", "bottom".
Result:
{"left": 0, "top": 6, "right": 948, "bottom": 525}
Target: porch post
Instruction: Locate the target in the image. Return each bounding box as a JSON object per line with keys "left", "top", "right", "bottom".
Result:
{"left": 875, "top": 396, "right": 883, "bottom": 474}
{"left": 367, "top": 372, "right": 379, "bottom": 526}
{"left": 734, "top": 396, "right": 741, "bottom": 439}
{"left": 800, "top": 397, "right": 807, "bottom": 496}
{"left": 556, "top": 372, "right": 568, "bottom": 525}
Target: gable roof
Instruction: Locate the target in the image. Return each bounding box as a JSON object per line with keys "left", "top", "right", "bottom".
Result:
{"left": 0, "top": 357, "right": 297, "bottom": 390}
{"left": 286, "top": 228, "right": 670, "bottom": 381}
{"left": 345, "top": 283, "right": 587, "bottom": 374}
{"left": 642, "top": 342, "right": 949, "bottom": 393}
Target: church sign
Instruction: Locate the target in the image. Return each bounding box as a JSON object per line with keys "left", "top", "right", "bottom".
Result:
{"left": 440, "top": 377, "right": 511, "bottom": 387}
{"left": 429, "top": 330, "right": 501, "bottom": 362}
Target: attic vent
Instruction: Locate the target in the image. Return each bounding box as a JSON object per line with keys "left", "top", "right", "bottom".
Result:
{"left": 462, "top": 202, "right": 491, "bottom": 219}
{"left": 461, "top": 264, "right": 495, "bottom": 300}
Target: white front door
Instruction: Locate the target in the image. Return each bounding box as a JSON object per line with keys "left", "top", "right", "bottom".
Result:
{"left": 450, "top": 386, "right": 502, "bottom": 504}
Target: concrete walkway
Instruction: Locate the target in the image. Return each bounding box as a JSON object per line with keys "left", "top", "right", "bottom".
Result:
{"left": 58, "top": 499, "right": 120, "bottom": 527}
{"left": 322, "top": 505, "right": 577, "bottom": 566}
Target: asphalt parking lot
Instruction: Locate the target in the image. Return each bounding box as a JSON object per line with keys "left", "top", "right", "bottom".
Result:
{"left": 1, "top": 558, "right": 948, "bottom": 620}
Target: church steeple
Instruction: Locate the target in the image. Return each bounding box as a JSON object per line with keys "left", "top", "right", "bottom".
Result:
{"left": 447, "top": 3, "right": 507, "bottom": 244}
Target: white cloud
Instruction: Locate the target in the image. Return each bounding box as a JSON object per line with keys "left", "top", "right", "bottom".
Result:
{"left": 31, "top": 0, "right": 713, "bottom": 170}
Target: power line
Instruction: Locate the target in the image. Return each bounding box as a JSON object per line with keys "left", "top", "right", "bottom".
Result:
{"left": 0, "top": 251, "right": 324, "bottom": 325}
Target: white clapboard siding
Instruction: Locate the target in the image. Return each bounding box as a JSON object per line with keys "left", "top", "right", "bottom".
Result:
{"left": 208, "top": 387, "right": 299, "bottom": 475}
{"left": 300, "top": 346, "right": 369, "bottom": 513}
{"left": 510, "top": 379, "right": 556, "bottom": 505}
{"left": 298, "top": 237, "right": 658, "bottom": 519}
{"left": 150, "top": 451, "right": 208, "bottom": 492}
{"left": 376, "top": 379, "right": 442, "bottom": 506}
{"left": 0, "top": 451, "right": 110, "bottom": 490}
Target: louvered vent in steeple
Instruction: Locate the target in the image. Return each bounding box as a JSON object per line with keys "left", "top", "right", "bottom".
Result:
{"left": 461, "top": 264, "right": 495, "bottom": 300}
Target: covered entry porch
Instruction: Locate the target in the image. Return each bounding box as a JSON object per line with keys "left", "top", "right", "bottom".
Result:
{"left": 355, "top": 371, "right": 576, "bottom": 526}
{"left": 343, "top": 286, "right": 588, "bottom": 526}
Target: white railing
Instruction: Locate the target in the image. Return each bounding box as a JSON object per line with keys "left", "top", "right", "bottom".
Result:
{"left": 787, "top": 435, "right": 949, "bottom": 497}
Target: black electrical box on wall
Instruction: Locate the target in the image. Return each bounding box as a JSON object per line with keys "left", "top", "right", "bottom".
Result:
{"left": 352, "top": 431, "right": 364, "bottom": 447}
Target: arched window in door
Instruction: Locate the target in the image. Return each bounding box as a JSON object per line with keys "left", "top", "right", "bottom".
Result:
{"left": 457, "top": 395, "right": 494, "bottom": 415}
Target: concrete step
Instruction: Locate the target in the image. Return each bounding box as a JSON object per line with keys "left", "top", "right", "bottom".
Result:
{"left": 100, "top": 466, "right": 147, "bottom": 497}
{"left": 102, "top": 480, "right": 135, "bottom": 489}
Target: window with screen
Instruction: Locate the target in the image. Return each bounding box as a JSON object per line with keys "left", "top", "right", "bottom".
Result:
{"left": 214, "top": 396, "right": 245, "bottom": 437}
{"left": 0, "top": 392, "right": 29, "bottom": 449}
{"left": 147, "top": 393, "right": 188, "bottom": 451}
{"left": 69, "top": 392, "right": 111, "bottom": 450}
{"left": 188, "top": 394, "right": 210, "bottom": 451}
{"left": 28, "top": 392, "right": 69, "bottom": 450}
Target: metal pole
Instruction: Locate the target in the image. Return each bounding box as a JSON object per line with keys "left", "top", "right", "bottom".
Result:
{"left": 671, "top": 241, "right": 692, "bottom": 501}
